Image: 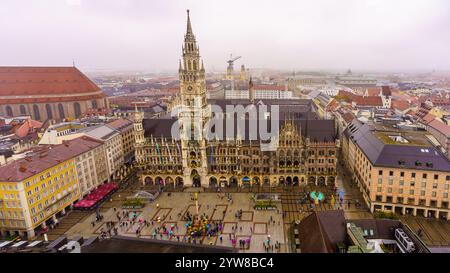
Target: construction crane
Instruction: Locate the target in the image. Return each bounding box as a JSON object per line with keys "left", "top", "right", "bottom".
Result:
{"left": 226, "top": 54, "right": 242, "bottom": 81}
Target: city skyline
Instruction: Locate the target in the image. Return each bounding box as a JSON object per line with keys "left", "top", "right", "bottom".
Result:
{"left": 1, "top": 0, "right": 450, "bottom": 73}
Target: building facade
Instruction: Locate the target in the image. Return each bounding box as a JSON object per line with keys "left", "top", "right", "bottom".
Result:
{"left": 0, "top": 144, "right": 84, "bottom": 239}
{"left": 0, "top": 67, "right": 108, "bottom": 122}
{"left": 343, "top": 120, "right": 450, "bottom": 220}
{"left": 72, "top": 137, "right": 106, "bottom": 197}
{"left": 107, "top": 118, "right": 135, "bottom": 164}
{"left": 85, "top": 126, "right": 124, "bottom": 182}
{"left": 133, "top": 11, "right": 338, "bottom": 189}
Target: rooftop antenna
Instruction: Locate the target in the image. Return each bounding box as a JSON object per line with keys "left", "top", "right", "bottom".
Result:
{"left": 72, "top": 59, "right": 76, "bottom": 67}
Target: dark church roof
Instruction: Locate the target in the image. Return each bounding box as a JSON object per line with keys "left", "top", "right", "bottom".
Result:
{"left": 344, "top": 120, "right": 450, "bottom": 172}
{"left": 143, "top": 116, "right": 336, "bottom": 142}
{"left": 298, "top": 210, "right": 347, "bottom": 253}
{"left": 143, "top": 99, "right": 336, "bottom": 142}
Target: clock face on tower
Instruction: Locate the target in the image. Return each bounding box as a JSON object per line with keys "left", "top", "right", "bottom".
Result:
{"left": 187, "top": 85, "right": 193, "bottom": 92}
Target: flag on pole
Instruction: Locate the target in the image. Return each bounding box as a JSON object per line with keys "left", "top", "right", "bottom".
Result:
{"left": 166, "top": 143, "right": 173, "bottom": 162}
{"left": 155, "top": 143, "right": 163, "bottom": 164}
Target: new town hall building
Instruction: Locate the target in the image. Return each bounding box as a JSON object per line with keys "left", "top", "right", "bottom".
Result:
{"left": 133, "top": 11, "right": 338, "bottom": 188}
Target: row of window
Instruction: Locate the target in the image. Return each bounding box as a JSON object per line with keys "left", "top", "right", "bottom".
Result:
{"left": 379, "top": 170, "right": 449, "bottom": 181}
{"left": 3, "top": 102, "right": 85, "bottom": 120}
{"left": 376, "top": 187, "right": 448, "bottom": 198}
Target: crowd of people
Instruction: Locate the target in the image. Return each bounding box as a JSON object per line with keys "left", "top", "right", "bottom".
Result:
{"left": 86, "top": 194, "right": 284, "bottom": 253}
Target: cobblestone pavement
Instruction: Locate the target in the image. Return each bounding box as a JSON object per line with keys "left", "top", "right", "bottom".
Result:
{"left": 63, "top": 192, "right": 286, "bottom": 253}
{"left": 46, "top": 166, "right": 374, "bottom": 252}
{"left": 336, "top": 162, "right": 373, "bottom": 220}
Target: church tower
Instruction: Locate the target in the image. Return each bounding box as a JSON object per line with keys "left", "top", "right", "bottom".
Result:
{"left": 249, "top": 76, "right": 255, "bottom": 103}
{"left": 178, "top": 9, "right": 209, "bottom": 140}
{"left": 178, "top": 10, "right": 210, "bottom": 187}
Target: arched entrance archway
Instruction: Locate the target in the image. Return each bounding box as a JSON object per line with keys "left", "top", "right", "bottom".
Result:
{"left": 293, "top": 176, "right": 299, "bottom": 186}
{"left": 166, "top": 177, "right": 174, "bottom": 188}
{"left": 144, "top": 177, "right": 153, "bottom": 185}
{"left": 308, "top": 176, "right": 316, "bottom": 185}
{"left": 286, "top": 176, "right": 292, "bottom": 186}
{"left": 176, "top": 177, "right": 184, "bottom": 187}
{"left": 191, "top": 170, "right": 201, "bottom": 187}
{"left": 155, "top": 177, "right": 164, "bottom": 186}
{"left": 252, "top": 177, "right": 260, "bottom": 187}
{"left": 242, "top": 176, "right": 251, "bottom": 188}
{"left": 278, "top": 176, "right": 285, "bottom": 186}
{"left": 209, "top": 177, "right": 218, "bottom": 187}
{"left": 318, "top": 176, "right": 326, "bottom": 187}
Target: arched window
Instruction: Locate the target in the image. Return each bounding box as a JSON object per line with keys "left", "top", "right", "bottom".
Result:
{"left": 74, "top": 102, "right": 81, "bottom": 118}
{"left": 20, "top": 105, "right": 26, "bottom": 115}
{"left": 45, "top": 104, "right": 53, "bottom": 119}
{"left": 91, "top": 100, "right": 98, "bottom": 109}
{"left": 188, "top": 61, "right": 192, "bottom": 70}
{"left": 193, "top": 60, "right": 197, "bottom": 70}
{"left": 33, "top": 105, "right": 41, "bottom": 120}
{"left": 58, "top": 104, "right": 65, "bottom": 119}
{"left": 5, "top": 106, "right": 13, "bottom": 117}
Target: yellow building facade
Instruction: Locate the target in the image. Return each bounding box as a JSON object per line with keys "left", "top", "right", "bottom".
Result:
{"left": 0, "top": 158, "right": 80, "bottom": 239}
{"left": 0, "top": 137, "right": 105, "bottom": 239}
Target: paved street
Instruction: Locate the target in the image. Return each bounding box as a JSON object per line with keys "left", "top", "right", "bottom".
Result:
{"left": 43, "top": 162, "right": 377, "bottom": 253}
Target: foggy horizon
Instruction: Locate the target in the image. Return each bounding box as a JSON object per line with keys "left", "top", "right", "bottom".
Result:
{"left": 1, "top": 0, "right": 450, "bottom": 74}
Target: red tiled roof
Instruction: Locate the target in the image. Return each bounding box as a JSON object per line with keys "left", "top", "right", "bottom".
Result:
{"left": 107, "top": 118, "right": 133, "bottom": 132}
{"left": 391, "top": 99, "right": 410, "bottom": 111}
{"left": 366, "top": 87, "right": 381, "bottom": 96}
{"left": 421, "top": 113, "right": 436, "bottom": 124}
{"left": 0, "top": 136, "right": 103, "bottom": 182}
{"left": 0, "top": 66, "right": 105, "bottom": 104}
{"left": 326, "top": 99, "right": 340, "bottom": 112}
{"left": 337, "top": 90, "right": 358, "bottom": 101}
{"left": 14, "top": 118, "right": 43, "bottom": 138}
{"left": 354, "top": 96, "right": 383, "bottom": 106}
{"left": 381, "top": 86, "right": 392, "bottom": 96}
{"left": 405, "top": 109, "right": 416, "bottom": 116}
{"left": 342, "top": 112, "right": 356, "bottom": 124}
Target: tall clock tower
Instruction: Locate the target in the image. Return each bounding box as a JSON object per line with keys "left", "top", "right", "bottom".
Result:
{"left": 178, "top": 10, "right": 210, "bottom": 187}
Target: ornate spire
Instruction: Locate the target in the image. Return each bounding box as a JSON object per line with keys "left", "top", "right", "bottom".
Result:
{"left": 186, "top": 9, "right": 193, "bottom": 35}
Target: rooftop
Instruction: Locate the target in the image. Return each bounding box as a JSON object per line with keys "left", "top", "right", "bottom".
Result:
{"left": 345, "top": 120, "right": 450, "bottom": 172}
{"left": 0, "top": 136, "right": 103, "bottom": 182}
{"left": 0, "top": 66, "right": 105, "bottom": 104}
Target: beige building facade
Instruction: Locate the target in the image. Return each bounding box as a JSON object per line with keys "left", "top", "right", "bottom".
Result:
{"left": 343, "top": 120, "right": 450, "bottom": 220}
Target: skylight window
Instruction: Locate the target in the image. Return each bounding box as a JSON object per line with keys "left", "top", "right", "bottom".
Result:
{"left": 389, "top": 135, "right": 409, "bottom": 143}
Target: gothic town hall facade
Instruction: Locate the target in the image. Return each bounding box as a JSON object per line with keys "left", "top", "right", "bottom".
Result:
{"left": 133, "top": 11, "right": 338, "bottom": 188}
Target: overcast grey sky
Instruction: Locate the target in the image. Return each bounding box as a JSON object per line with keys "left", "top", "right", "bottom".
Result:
{"left": 1, "top": 0, "right": 449, "bottom": 73}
